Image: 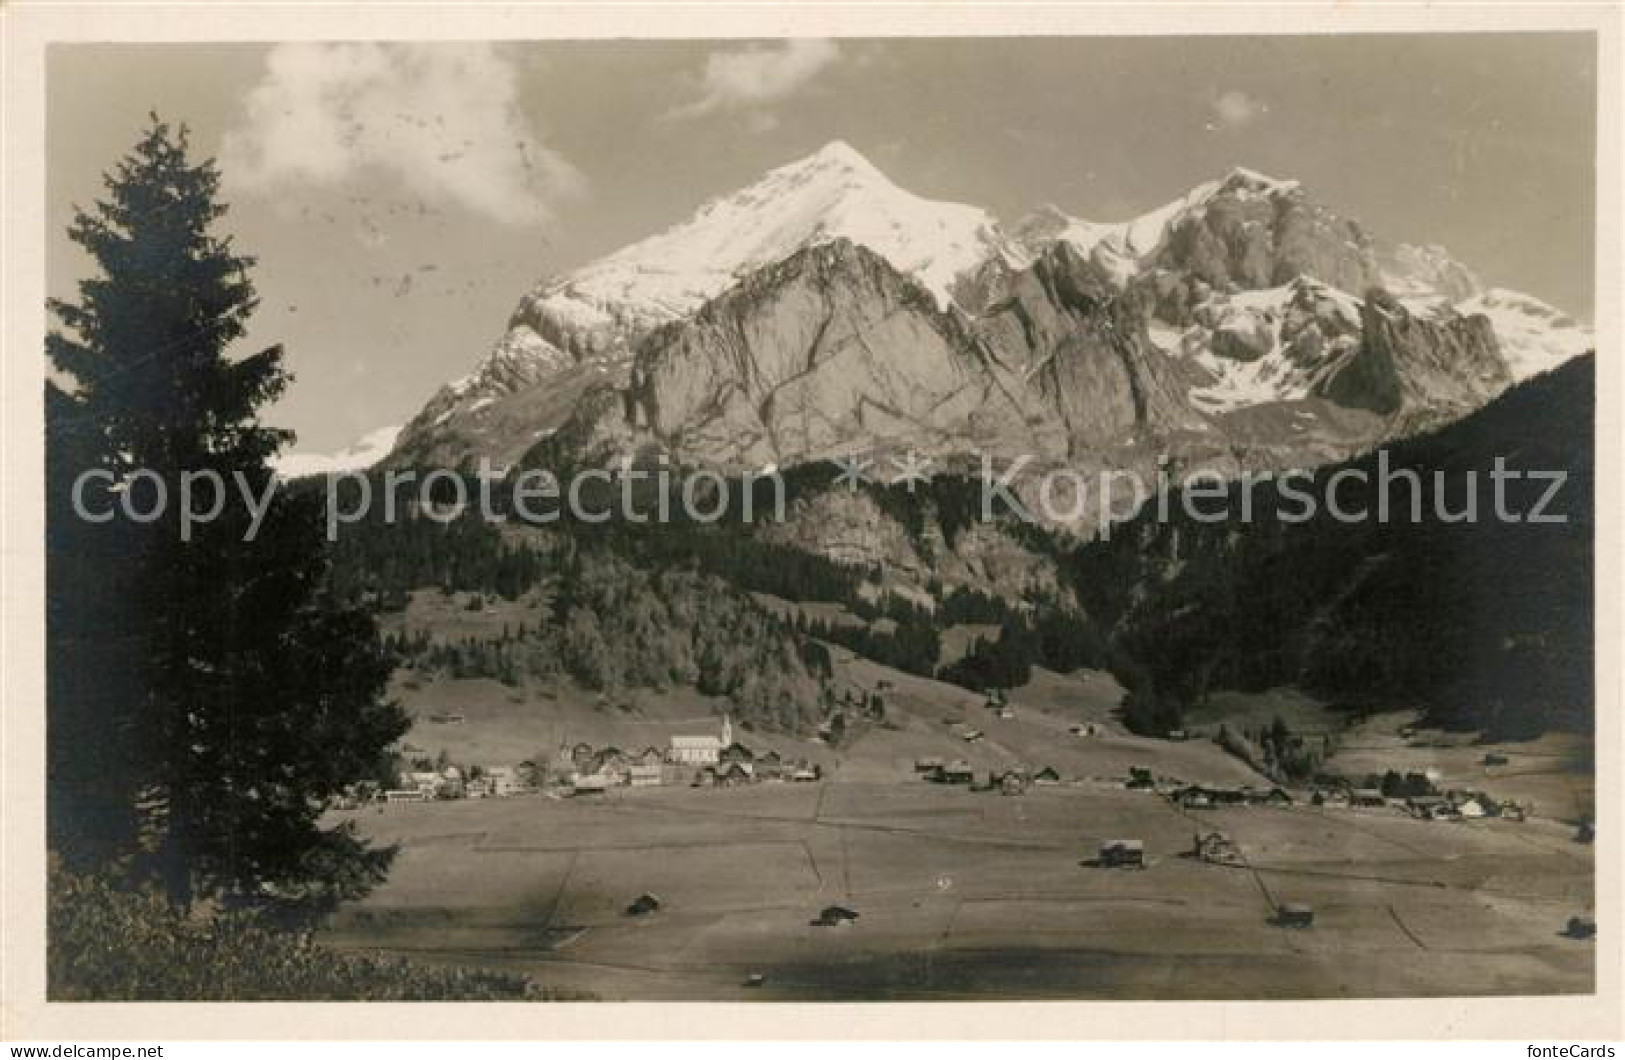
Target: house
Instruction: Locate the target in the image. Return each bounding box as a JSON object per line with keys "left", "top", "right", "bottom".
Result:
{"left": 934, "top": 761, "right": 975, "bottom": 785}
{"left": 1452, "top": 793, "right": 1491, "bottom": 818}
{"left": 1312, "top": 788, "right": 1351, "bottom": 809}
{"left": 789, "top": 763, "right": 821, "bottom": 782}
{"left": 384, "top": 789, "right": 425, "bottom": 803}
{"left": 626, "top": 893, "right": 662, "bottom": 916}
{"left": 755, "top": 750, "right": 784, "bottom": 780}
{"left": 635, "top": 747, "right": 664, "bottom": 767}
{"left": 1247, "top": 787, "right": 1292, "bottom": 807}
{"left": 1126, "top": 767, "right": 1155, "bottom": 790}
{"left": 571, "top": 773, "right": 609, "bottom": 796}
{"left": 1498, "top": 800, "right": 1528, "bottom": 822}
{"left": 404, "top": 770, "right": 441, "bottom": 797}
{"left": 1098, "top": 839, "right": 1145, "bottom": 868}
{"left": 464, "top": 778, "right": 489, "bottom": 799}
{"left": 696, "top": 761, "right": 753, "bottom": 788}
{"left": 486, "top": 766, "right": 518, "bottom": 797}
{"left": 1483, "top": 752, "right": 1510, "bottom": 766}
{"left": 670, "top": 716, "right": 733, "bottom": 765}
{"left": 1165, "top": 729, "right": 1189, "bottom": 741}
{"left": 719, "top": 741, "right": 756, "bottom": 766}
{"left": 1180, "top": 789, "right": 1213, "bottom": 809}
{"left": 1406, "top": 795, "right": 1456, "bottom": 820}
{"left": 1193, "top": 831, "right": 1241, "bottom": 865}
{"left": 961, "top": 729, "right": 984, "bottom": 743}
{"left": 1350, "top": 788, "right": 1387, "bottom": 808}
{"left": 999, "top": 771, "right": 1027, "bottom": 796}
{"left": 1032, "top": 766, "right": 1062, "bottom": 785}
{"left": 628, "top": 763, "right": 663, "bottom": 788}
{"left": 1069, "top": 723, "right": 1101, "bottom": 737}
{"left": 591, "top": 751, "right": 631, "bottom": 786}
{"left": 569, "top": 742, "right": 596, "bottom": 771}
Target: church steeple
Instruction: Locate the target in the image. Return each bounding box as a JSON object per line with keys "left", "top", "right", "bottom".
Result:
{"left": 721, "top": 714, "right": 733, "bottom": 747}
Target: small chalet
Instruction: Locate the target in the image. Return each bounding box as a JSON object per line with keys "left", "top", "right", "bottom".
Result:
{"left": 755, "top": 750, "right": 784, "bottom": 780}
{"left": 1098, "top": 839, "right": 1145, "bottom": 868}
{"left": 1032, "top": 766, "right": 1062, "bottom": 785}
{"left": 628, "top": 763, "right": 663, "bottom": 787}
{"left": 719, "top": 741, "right": 756, "bottom": 766}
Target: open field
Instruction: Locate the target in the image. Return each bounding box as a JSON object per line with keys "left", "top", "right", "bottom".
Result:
{"left": 324, "top": 662, "right": 1594, "bottom": 1000}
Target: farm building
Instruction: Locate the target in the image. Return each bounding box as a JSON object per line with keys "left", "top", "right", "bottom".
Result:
{"left": 628, "top": 763, "right": 663, "bottom": 787}
{"left": 813, "top": 905, "right": 860, "bottom": 926}
{"left": 934, "top": 761, "right": 975, "bottom": 785}
{"left": 1564, "top": 915, "right": 1597, "bottom": 940}
{"left": 1098, "top": 839, "right": 1145, "bottom": 868}
{"left": 1350, "top": 789, "right": 1387, "bottom": 808}
{"left": 1274, "top": 903, "right": 1315, "bottom": 928}
{"left": 1193, "top": 831, "right": 1241, "bottom": 865}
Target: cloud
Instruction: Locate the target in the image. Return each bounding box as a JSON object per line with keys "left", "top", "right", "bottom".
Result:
{"left": 221, "top": 43, "right": 582, "bottom": 226}
{"left": 1206, "top": 89, "right": 1269, "bottom": 131}
{"left": 667, "top": 39, "right": 841, "bottom": 121}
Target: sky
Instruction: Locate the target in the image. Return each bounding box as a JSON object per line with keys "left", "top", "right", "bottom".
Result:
{"left": 47, "top": 35, "right": 1597, "bottom": 455}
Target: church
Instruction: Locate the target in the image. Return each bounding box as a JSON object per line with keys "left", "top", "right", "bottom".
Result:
{"left": 669, "top": 715, "right": 733, "bottom": 766}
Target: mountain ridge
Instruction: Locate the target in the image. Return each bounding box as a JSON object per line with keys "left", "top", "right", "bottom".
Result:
{"left": 389, "top": 142, "right": 1593, "bottom": 485}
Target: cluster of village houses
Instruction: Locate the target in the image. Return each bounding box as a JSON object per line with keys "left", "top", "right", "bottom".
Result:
{"left": 1118, "top": 765, "right": 1529, "bottom": 821}
{"left": 372, "top": 716, "right": 823, "bottom": 803}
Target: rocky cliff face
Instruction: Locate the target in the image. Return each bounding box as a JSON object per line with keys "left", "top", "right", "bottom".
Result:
{"left": 1314, "top": 290, "right": 1511, "bottom": 419}
{"left": 595, "top": 239, "right": 1215, "bottom": 471}
{"left": 390, "top": 144, "right": 1590, "bottom": 493}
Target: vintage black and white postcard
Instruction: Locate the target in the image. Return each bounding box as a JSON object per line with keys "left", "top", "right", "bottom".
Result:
{"left": 2, "top": 1, "right": 1620, "bottom": 1045}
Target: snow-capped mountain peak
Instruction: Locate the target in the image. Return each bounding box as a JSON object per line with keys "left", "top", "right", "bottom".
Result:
{"left": 503, "top": 140, "right": 1020, "bottom": 362}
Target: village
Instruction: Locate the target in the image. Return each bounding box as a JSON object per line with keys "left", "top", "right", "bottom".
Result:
{"left": 357, "top": 714, "right": 825, "bottom": 805}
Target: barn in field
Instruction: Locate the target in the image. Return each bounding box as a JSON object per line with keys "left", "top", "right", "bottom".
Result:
{"left": 1098, "top": 839, "right": 1145, "bottom": 868}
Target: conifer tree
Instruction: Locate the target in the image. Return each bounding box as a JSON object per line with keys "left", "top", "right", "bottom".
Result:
{"left": 46, "top": 118, "right": 407, "bottom": 913}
